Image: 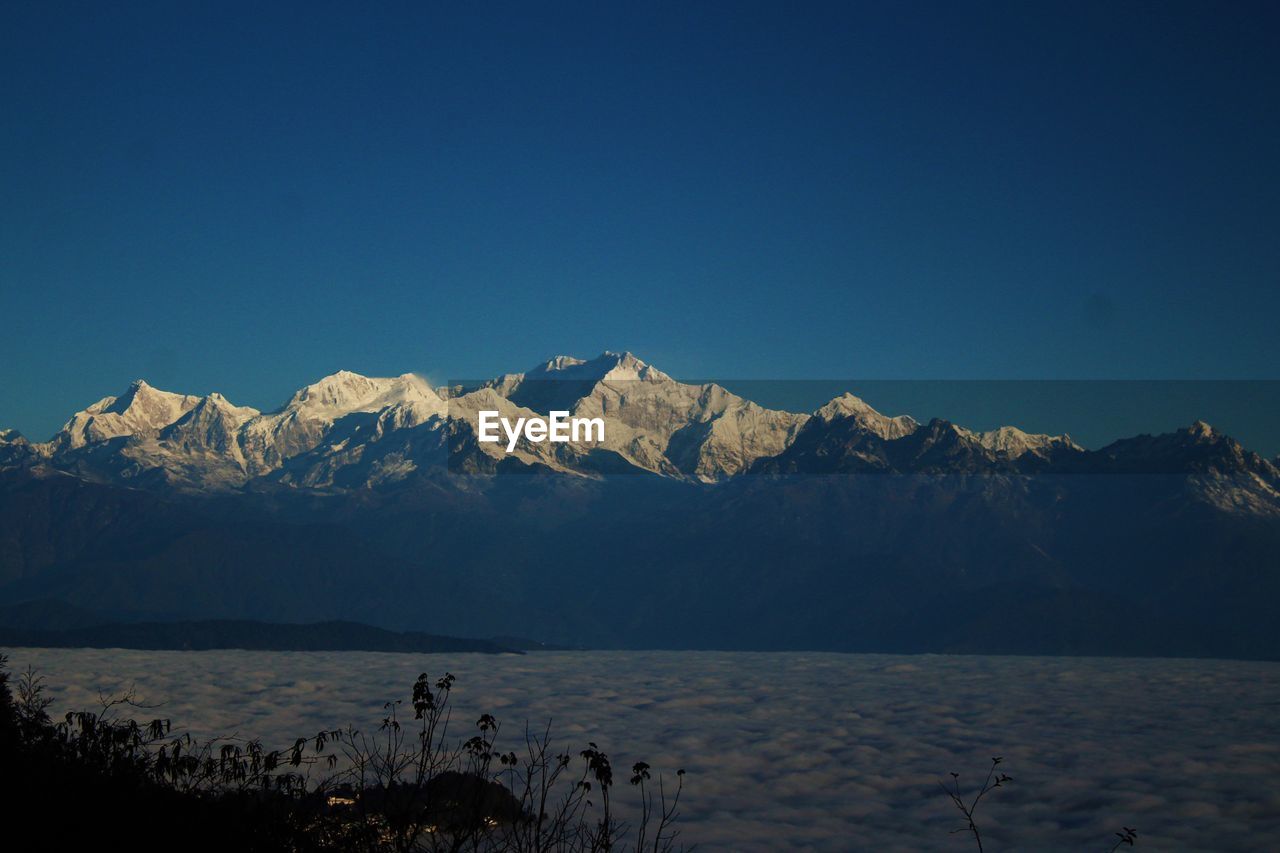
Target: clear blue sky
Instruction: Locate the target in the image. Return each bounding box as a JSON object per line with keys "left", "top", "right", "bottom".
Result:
{"left": 3, "top": 1, "right": 1278, "bottom": 442}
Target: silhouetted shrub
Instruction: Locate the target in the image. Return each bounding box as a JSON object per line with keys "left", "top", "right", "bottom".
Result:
{"left": 0, "top": 656, "right": 684, "bottom": 853}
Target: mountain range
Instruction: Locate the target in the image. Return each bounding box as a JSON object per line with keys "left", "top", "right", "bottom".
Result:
{"left": 2, "top": 351, "right": 1278, "bottom": 658}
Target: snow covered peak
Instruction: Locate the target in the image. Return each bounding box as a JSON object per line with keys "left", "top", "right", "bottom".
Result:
{"left": 815, "top": 393, "right": 879, "bottom": 420}
{"left": 229, "top": 371, "right": 448, "bottom": 479}
{"left": 466, "top": 352, "right": 677, "bottom": 418}
{"left": 190, "top": 392, "right": 260, "bottom": 423}
{"left": 52, "top": 379, "right": 201, "bottom": 449}
{"left": 1187, "top": 420, "right": 1216, "bottom": 439}
{"left": 100, "top": 379, "right": 199, "bottom": 419}
{"left": 0, "top": 428, "right": 35, "bottom": 467}
{"left": 811, "top": 396, "right": 1075, "bottom": 460}
{"left": 814, "top": 393, "right": 918, "bottom": 440}
{"left": 279, "top": 371, "right": 440, "bottom": 421}
{"left": 158, "top": 392, "right": 261, "bottom": 463}
{"left": 533, "top": 355, "right": 588, "bottom": 373}
{"left": 598, "top": 351, "right": 671, "bottom": 383}
{"left": 965, "top": 425, "right": 1080, "bottom": 458}
{"left": 284, "top": 370, "right": 378, "bottom": 411}
{"left": 521, "top": 351, "right": 671, "bottom": 384}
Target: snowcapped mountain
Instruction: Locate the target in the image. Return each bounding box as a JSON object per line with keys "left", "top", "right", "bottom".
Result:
{"left": 3, "top": 354, "right": 1280, "bottom": 658}
{"left": 758, "top": 411, "right": 1083, "bottom": 475}
{"left": 813, "top": 392, "right": 919, "bottom": 440}
{"left": 239, "top": 370, "right": 446, "bottom": 476}
{"left": 0, "top": 429, "right": 33, "bottom": 468}
{"left": 6, "top": 352, "right": 810, "bottom": 489}
{"left": 2, "top": 353, "right": 1277, "bottom": 514}
{"left": 51, "top": 380, "right": 202, "bottom": 452}
{"left": 463, "top": 352, "right": 809, "bottom": 480}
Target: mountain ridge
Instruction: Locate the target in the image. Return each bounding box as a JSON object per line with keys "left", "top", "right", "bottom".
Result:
{"left": 3, "top": 353, "right": 1279, "bottom": 658}
{"left": 5, "top": 352, "right": 1269, "bottom": 502}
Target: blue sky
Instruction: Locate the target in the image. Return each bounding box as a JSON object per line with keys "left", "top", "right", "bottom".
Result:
{"left": 2, "top": 1, "right": 1278, "bottom": 441}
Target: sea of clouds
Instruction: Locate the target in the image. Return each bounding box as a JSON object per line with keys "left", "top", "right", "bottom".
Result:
{"left": 5, "top": 648, "right": 1278, "bottom": 851}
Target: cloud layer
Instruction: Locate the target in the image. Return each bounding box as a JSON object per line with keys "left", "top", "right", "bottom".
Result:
{"left": 7, "top": 648, "right": 1279, "bottom": 851}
